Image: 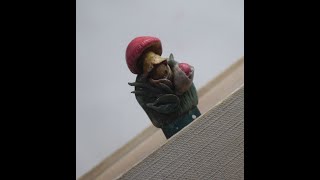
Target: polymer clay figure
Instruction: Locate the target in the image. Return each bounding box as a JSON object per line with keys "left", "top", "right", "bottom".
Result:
{"left": 126, "top": 36, "right": 201, "bottom": 139}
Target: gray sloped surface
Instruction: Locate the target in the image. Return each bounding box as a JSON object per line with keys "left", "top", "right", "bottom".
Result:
{"left": 118, "top": 85, "right": 244, "bottom": 180}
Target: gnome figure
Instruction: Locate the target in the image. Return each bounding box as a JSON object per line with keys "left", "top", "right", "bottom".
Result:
{"left": 126, "top": 36, "right": 201, "bottom": 139}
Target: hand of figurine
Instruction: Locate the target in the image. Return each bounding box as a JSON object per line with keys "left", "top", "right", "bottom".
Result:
{"left": 146, "top": 94, "right": 180, "bottom": 113}
{"left": 128, "top": 80, "right": 174, "bottom": 97}
{"left": 148, "top": 78, "right": 174, "bottom": 94}
{"left": 128, "top": 80, "right": 180, "bottom": 114}
{"left": 129, "top": 82, "right": 180, "bottom": 113}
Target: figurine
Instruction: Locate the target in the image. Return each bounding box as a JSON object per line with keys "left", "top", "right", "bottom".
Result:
{"left": 126, "top": 36, "right": 201, "bottom": 139}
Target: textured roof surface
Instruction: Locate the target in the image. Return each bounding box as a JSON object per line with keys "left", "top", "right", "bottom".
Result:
{"left": 117, "top": 85, "right": 244, "bottom": 180}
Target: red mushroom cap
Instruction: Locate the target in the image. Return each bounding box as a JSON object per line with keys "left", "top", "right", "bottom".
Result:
{"left": 126, "top": 36, "right": 162, "bottom": 74}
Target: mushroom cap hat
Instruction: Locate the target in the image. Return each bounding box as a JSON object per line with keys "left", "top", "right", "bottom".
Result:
{"left": 126, "top": 36, "right": 163, "bottom": 74}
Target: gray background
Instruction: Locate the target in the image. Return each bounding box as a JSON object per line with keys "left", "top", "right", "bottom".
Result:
{"left": 76, "top": 0, "right": 243, "bottom": 178}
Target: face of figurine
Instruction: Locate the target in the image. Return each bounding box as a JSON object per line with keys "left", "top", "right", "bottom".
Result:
{"left": 150, "top": 61, "right": 172, "bottom": 80}
{"left": 143, "top": 52, "right": 194, "bottom": 95}
{"left": 142, "top": 51, "right": 173, "bottom": 81}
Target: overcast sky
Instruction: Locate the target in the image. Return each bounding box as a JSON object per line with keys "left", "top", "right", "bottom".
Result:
{"left": 76, "top": 0, "right": 243, "bottom": 178}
